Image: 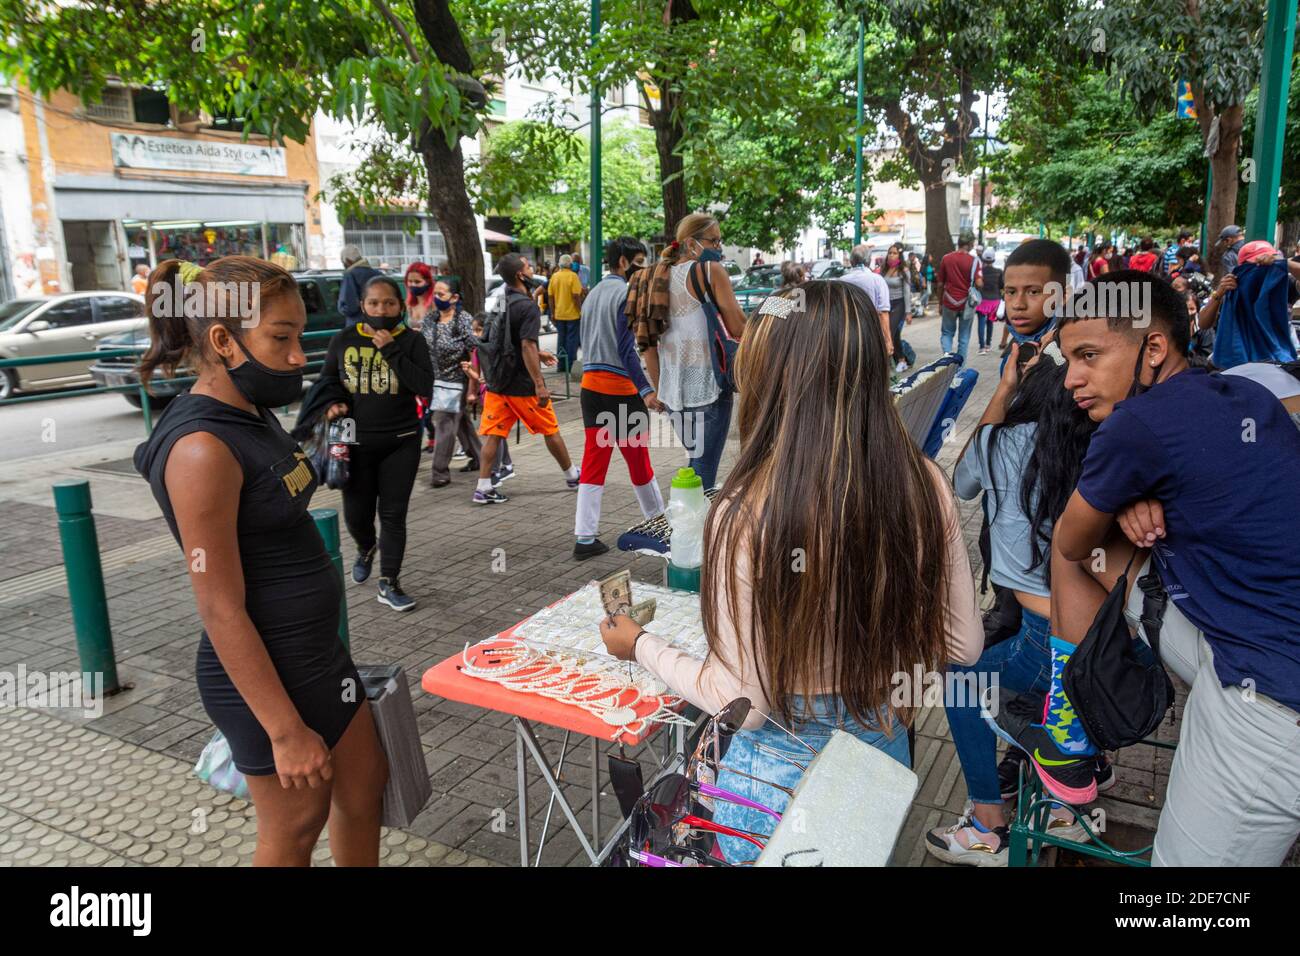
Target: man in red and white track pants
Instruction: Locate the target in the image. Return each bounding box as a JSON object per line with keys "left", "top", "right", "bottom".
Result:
{"left": 573, "top": 237, "right": 666, "bottom": 560}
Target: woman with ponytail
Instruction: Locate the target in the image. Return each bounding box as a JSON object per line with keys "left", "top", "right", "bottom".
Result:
{"left": 631, "top": 213, "right": 748, "bottom": 489}
{"left": 133, "top": 256, "right": 388, "bottom": 866}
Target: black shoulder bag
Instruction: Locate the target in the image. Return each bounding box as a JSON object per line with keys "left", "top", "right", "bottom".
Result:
{"left": 1062, "top": 550, "right": 1175, "bottom": 751}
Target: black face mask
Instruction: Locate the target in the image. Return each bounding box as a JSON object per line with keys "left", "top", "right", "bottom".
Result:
{"left": 224, "top": 337, "right": 304, "bottom": 408}
{"left": 625, "top": 262, "right": 644, "bottom": 280}
{"left": 1127, "top": 333, "right": 1164, "bottom": 399}
{"left": 366, "top": 311, "right": 405, "bottom": 331}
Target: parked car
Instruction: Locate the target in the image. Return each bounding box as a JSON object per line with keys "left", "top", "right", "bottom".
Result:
{"left": 721, "top": 259, "right": 744, "bottom": 288}
{"left": 88, "top": 272, "right": 350, "bottom": 409}
{"left": 0, "top": 291, "right": 147, "bottom": 400}
{"left": 738, "top": 263, "right": 784, "bottom": 291}
{"left": 810, "top": 259, "right": 848, "bottom": 279}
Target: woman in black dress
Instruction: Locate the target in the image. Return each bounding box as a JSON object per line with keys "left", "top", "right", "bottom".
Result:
{"left": 134, "top": 256, "right": 387, "bottom": 866}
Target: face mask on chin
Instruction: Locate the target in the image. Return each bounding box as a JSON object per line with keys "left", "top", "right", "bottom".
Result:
{"left": 367, "top": 310, "right": 404, "bottom": 331}
{"left": 223, "top": 337, "right": 304, "bottom": 408}
{"left": 698, "top": 246, "right": 723, "bottom": 264}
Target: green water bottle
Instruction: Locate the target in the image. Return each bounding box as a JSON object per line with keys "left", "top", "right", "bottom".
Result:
{"left": 665, "top": 467, "right": 706, "bottom": 593}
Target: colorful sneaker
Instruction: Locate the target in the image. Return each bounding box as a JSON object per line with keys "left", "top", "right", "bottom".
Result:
{"left": 351, "top": 545, "right": 377, "bottom": 584}
{"left": 565, "top": 474, "right": 581, "bottom": 490}
{"left": 981, "top": 687, "right": 1098, "bottom": 805}
{"left": 1094, "top": 753, "right": 1116, "bottom": 793}
{"left": 997, "top": 749, "right": 1030, "bottom": 801}
{"left": 472, "top": 488, "right": 509, "bottom": 505}
{"left": 376, "top": 578, "right": 415, "bottom": 612}
{"left": 924, "top": 806, "right": 1008, "bottom": 867}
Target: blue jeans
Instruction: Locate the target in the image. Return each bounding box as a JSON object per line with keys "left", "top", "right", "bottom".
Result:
{"left": 946, "top": 608, "right": 1052, "bottom": 805}
{"left": 713, "top": 695, "right": 911, "bottom": 864}
{"left": 668, "top": 391, "right": 733, "bottom": 490}
{"left": 555, "top": 319, "right": 581, "bottom": 373}
{"left": 977, "top": 314, "right": 994, "bottom": 349}
{"left": 940, "top": 303, "right": 975, "bottom": 361}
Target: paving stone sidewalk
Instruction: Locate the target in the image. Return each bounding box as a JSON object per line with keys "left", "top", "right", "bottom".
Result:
{"left": 0, "top": 311, "right": 1204, "bottom": 866}
{"left": 0, "top": 709, "right": 491, "bottom": 866}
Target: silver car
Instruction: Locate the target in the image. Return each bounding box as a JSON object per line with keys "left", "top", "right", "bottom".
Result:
{"left": 0, "top": 291, "right": 147, "bottom": 399}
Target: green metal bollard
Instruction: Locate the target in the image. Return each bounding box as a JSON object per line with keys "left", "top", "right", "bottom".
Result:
{"left": 52, "top": 480, "right": 121, "bottom": 694}
{"left": 311, "top": 508, "right": 350, "bottom": 650}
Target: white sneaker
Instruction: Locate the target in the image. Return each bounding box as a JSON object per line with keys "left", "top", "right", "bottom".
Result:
{"left": 895, "top": 360, "right": 908, "bottom": 373}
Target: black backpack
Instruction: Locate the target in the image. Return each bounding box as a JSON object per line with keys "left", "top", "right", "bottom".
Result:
{"left": 476, "top": 291, "right": 518, "bottom": 390}
{"left": 1062, "top": 551, "right": 1175, "bottom": 751}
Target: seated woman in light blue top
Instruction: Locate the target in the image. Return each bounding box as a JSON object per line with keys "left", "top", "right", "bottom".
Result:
{"left": 926, "top": 348, "right": 1100, "bottom": 866}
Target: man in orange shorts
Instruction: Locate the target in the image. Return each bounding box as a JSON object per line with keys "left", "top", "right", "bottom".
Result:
{"left": 474, "top": 253, "right": 580, "bottom": 504}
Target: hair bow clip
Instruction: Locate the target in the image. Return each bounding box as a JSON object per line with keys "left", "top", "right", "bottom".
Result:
{"left": 756, "top": 295, "right": 798, "bottom": 321}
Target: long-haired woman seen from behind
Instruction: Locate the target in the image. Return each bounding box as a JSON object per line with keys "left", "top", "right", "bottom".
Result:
{"left": 926, "top": 347, "right": 1101, "bottom": 866}
{"left": 631, "top": 212, "right": 748, "bottom": 490}
{"left": 133, "top": 256, "right": 387, "bottom": 866}
{"left": 603, "top": 280, "right": 984, "bottom": 863}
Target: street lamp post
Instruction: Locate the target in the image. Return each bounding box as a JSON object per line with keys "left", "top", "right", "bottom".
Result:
{"left": 1244, "top": 0, "right": 1298, "bottom": 241}
{"left": 977, "top": 95, "right": 989, "bottom": 247}
{"left": 590, "top": 0, "right": 602, "bottom": 281}
{"left": 854, "top": 15, "right": 864, "bottom": 246}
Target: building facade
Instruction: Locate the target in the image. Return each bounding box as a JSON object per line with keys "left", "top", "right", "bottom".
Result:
{"left": 1, "top": 81, "right": 323, "bottom": 299}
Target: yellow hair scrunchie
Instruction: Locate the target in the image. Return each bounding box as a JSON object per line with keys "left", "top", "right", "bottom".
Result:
{"left": 177, "top": 261, "right": 204, "bottom": 284}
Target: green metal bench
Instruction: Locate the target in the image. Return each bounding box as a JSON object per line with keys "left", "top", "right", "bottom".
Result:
{"left": 1008, "top": 738, "right": 1177, "bottom": 867}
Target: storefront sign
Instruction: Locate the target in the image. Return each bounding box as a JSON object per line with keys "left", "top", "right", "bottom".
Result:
{"left": 110, "top": 133, "right": 287, "bottom": 176}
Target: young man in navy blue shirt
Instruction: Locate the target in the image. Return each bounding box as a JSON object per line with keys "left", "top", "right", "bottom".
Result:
{"left": 990, "top": 269, "right": 1300, "bottom": 865}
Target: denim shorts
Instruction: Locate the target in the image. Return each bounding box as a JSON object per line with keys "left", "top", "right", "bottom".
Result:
{"left": 711, "top": 695, "right": 911, "bottom": 864}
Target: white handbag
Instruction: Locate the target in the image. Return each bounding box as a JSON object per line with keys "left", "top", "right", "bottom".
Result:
{"left": 430, "top": 379, "right": 463, "bottom": 413}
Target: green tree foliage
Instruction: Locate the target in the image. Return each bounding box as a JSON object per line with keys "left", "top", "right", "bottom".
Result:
{"left": 1069, "top": 0, "right": 1268, "bottom": 267}
{"left": 0, "top": 0, "right": 530, "bottom": 310}
{"left": 990, "top": 70, "right": 1206, "bottom": 234}
{"left": 471, "top": 119, "right": 662, "bottom": 246}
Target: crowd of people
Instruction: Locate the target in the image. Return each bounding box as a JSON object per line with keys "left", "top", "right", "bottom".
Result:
{"left": 128, "top": 206, "right": 1299, "bottom": 867}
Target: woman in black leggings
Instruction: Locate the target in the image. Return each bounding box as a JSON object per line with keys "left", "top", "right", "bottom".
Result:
{"left": 320, "top": 276, "right": 433, "bottom": 611}
{"left": 134, "top": 255, "right": 387, "bottom": 866}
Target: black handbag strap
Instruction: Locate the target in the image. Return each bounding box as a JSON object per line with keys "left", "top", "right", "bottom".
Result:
{"left": 688, "top": 259, "right": 717, "bottom": 309}
{"left": 1136, "top": 568, "right": 1169, "bottom": 665}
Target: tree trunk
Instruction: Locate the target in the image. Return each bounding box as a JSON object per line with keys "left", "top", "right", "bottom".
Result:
{"left": 410, "top": 0, "right": 484, "bottom": 312}
{"left": 922, "top": 174, "right": 955, "bottom": 261}
{"left": 645, "top": 0, "right": 699, "bottom": 241}
{"left": 1204, "top": 103, "right": 1243, "bottom": 275}
{"left": 421, "top": 136, "right": 486, "bottom": 313}
{"left": 650, "top": 97, "right": 688, "bottom": 239}
{"left": 1281, "top": 218, "right": 1300, "bottom": 253}
{"left": 877, "top": 81, "right": 974, "bottom": 264}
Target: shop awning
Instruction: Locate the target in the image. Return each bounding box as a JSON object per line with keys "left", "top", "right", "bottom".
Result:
{"left": 54, "top": 175, "right": 307, "bottom": 223}
{"left": 483, "top": 228, "right": 514, "bottom": 244}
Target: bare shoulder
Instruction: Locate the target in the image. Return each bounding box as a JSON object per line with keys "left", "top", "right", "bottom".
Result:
{"left": 164, "top": 431, "right": 243, "bottom": 501}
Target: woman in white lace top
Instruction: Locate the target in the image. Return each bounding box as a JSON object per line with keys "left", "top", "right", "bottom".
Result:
{"left": 642, "top": 213, "right": 748, "bottom": 489}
